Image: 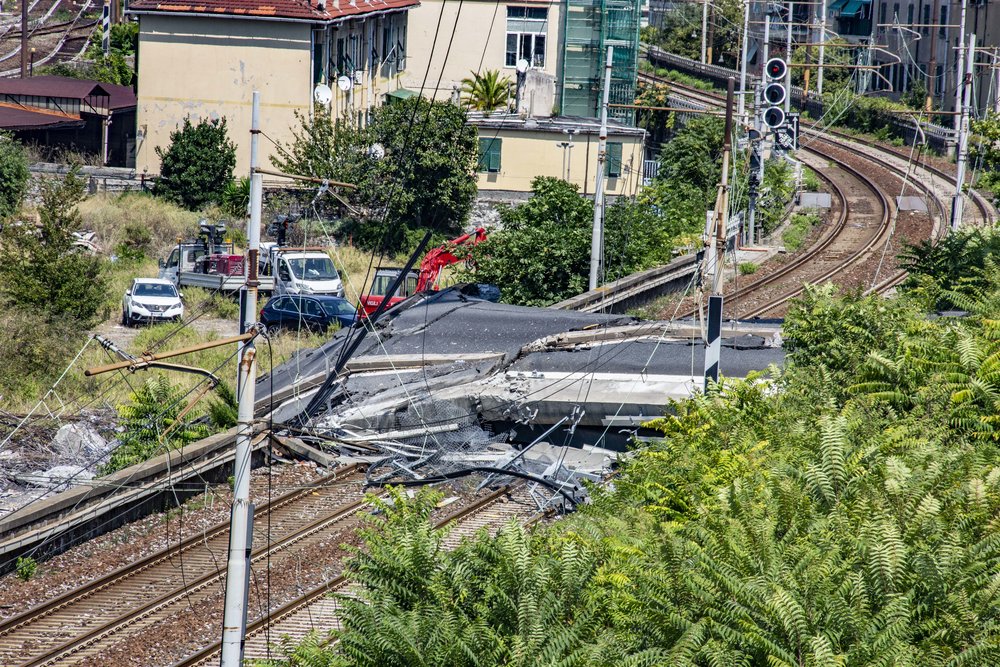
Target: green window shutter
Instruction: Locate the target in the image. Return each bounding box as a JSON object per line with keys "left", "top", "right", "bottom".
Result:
{"left": 478, "top": 137, "right": 502, "bottom": 173}
{"left": 606, "top": 142, "right": 623, "bottom": 178}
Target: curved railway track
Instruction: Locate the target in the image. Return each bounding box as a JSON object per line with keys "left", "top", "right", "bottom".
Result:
{"left": 172, "top": 484, "right": 541, "bottom": 667}
{"left": 0, "top": 464, "right": 370, "bottom": 667}
{"left": 641, "top": 72, "right": 993, "bottom": 318}
{"left": 0, "top": 0, "right": 97, "bottom": 76}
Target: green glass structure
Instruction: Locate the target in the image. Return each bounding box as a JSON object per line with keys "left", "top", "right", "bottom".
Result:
{"left": 560, "top": 0, "right": 641, "bottom": 123}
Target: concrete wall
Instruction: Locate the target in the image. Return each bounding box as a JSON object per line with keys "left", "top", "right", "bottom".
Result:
{"left": 403, "top": 0, "right": 562, "bottom": 105}
{"left": 476, "top": 128, "right": 645, "bottom": 195}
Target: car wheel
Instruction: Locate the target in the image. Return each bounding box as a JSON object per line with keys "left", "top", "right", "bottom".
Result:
{"left": 121, "top": 309, "right": 128, "bottom": 327}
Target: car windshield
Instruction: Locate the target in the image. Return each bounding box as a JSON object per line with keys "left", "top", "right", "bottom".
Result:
{"left": 287, "top": 257, "right": 338, "bottom": 280}
{"left": 321, "top": 300, "right": 356, "bottom": 316}
{"left": 134, "top": 283, "right": 178, "bottom": 298}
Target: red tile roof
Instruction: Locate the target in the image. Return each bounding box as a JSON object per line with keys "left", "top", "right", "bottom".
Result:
{"left": 0, "top": 76, "right": 136, "bottom": 110}
{"left": 128, "top": 0, "right": 418, "bottom": 22}
{"left": 0, "top": 103, "right": 85, "bottom": 131}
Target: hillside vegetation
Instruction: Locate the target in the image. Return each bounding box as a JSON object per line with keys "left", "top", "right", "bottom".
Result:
{"left": 262, "top": 229, "right": 1000, "bottom": 666}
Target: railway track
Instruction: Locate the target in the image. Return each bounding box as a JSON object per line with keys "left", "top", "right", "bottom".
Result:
{"left": 0, "top": 463, "right": 370, "bottom": 666}
{"left": 639, "top": 71, "right": 992, "bottom": 318}
{"left": 0, "top": 0, "right": 97, "bottom": 76}
{"left": 172, "top": 484, "right": 541, "bottom": 667}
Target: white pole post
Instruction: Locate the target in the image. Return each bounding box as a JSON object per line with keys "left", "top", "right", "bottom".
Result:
{"left": 995, "top": 49, "right": 1000, "bottom": 114}
{"left": 102, "top": 0, "right": 110, "bottom": 57}
{"left": 738, "top": 0, "right": 751, "bottom": 123}
{"left": 219, "top": 90, "right": 263, "bottom": 667}
{"left": 702, "top": 0, "right": 710, "bottom": 64}
{"left": 818, "top": 0, "right": 827, "bottom": 95}
{"left": 785, "top": 1, "right": 793, "bottom": 113}
{"left": 954, "top": 0, "right": 969, "bottom": 135}
{"left": 589, "top": 46, "right": 613, "bottom": 291}
{"left": 952, "top": 33, "right": 975, "bottom": 231}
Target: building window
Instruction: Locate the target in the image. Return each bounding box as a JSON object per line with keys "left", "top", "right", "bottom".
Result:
{"left": 922, "top": 5, "right": 930, "bottom": 34}
{"left": 892, "top": 3, "right": 899, "bottom": 20}
{"left": 505, "top": 7, "right": 548, "bottom": 68}
{"left": 478, "top": 137, "right": 502, "bottom": 172}
{"left": 907, "top": 4, "right": 913, "bottom": 24}
{"left": 939, "top": 6, "right": 947, "bottom": 37}
{"left": 605, "top": 142, "right": 623, "bottom": 178}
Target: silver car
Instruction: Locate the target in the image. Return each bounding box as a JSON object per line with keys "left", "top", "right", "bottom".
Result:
{"left": 122, "top": 278, "right": 184, "bottom": 326}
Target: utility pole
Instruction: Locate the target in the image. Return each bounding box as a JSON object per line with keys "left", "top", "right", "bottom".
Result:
{"left": 702, "top": 0, "right": 709, "bottom": 64}
{"left": 102, "top": 0, "right": 111, "bottom": 57}
{"left": 219, "top": 90, "right": 263, "bottom": 667}
{"left": 927, "top": 0, "right": 941, "bottom": 111}
{"left": 817, "top": 0, "right": 827, "bottom": 94}
{"left": 952, "top": 33, "right": 974, "bottom": 230}
{"left": 704, "top": 78, "right": 735, "bottom": 390}
{"left": 20, "top": 0, "right": 27, "bottom": 79}
{"left": 785, "top": 0, "right": 793, "bottom": 114}
{"left": 747, "top": 14, "right": 770, "bottom": 246}
{"left": 954, "top": 0, "right": 969, "bottom": 146}
{"left": 707, "top": 1, "right": 716, "bottom": 64}
{"left": 804, "top": 5, "right": 815, "bottom": 97}
{"left": 589, "top": 46, "right": 613, "bottom": 291}
{"left": 738, "top": 0, "right": 751, "bottom": 123}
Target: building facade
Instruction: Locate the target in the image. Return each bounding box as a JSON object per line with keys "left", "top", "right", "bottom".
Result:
{"left": 404, "top": 0, "right": 642, "bottom": 120}
{"left": 128, "top": 0, "right": 417, "bottom": 174}
{"left": 468, "top": 113, "right": 646, "bottom": 195}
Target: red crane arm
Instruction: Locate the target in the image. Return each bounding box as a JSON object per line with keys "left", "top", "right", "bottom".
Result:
{"left": 416, "top": 227, "right": 487, "bottom": 292}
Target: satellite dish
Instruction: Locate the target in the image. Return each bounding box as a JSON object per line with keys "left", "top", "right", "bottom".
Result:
{"left": 313, "top": 83, "right": 333, "bottom": 105}
{"left": 515, "top": 58, "right": 529, "bottom": 74}
{"left": 368, "top": 142, "right": 385, "bottom": 160}
{"left": 337, "top": 75, "right": 352, "bottom": 92}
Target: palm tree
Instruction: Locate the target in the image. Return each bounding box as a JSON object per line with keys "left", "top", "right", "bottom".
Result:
{"left": 460, "top": 70, "right": 512, "bottom": 112}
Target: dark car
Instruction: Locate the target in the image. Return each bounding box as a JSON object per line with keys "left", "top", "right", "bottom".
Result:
{"left": 260, "top": 295, "right": 357, "bottom": 333}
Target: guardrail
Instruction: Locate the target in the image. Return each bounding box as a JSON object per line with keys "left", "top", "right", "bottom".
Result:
{"left": 550, "top": 252, "right": 701, "bottom": 314}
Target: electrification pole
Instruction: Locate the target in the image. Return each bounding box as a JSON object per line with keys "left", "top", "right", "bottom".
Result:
{"left": 738, "top": 0, "right": 751, "bottom": 123}
{"left": 704, "top": 78, "right": 735, "bottom": 390}
{"left": 952, "top": 33, "right": 975, "bottom": 230}
{"left": 702, "top": 0, "right": 709, "bottom": 64}
{"left": 20, "top": 0, "right": 27, "bottom": 78}
{"left": 927, "top": 0, "right": 941, "bottom": 111}
{"left": 785, "top": 0, "right": 793, "bottom": 113}
{"left": 817, "top": 0, "right": 827, "bottom": 94}
{"left": 589, "top": 46, "right": 613, "bottom": 291}
{"left": 954, "top": 0, "right": 969, "bottom": 145}
{"left": 219, "top": 91, "right": 263, "bottom": 667}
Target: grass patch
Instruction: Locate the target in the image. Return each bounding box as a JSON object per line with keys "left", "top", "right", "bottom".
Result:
{"left": 78, "top": 192, "right": 202, "bottom": 258}
{"left": 783, "top": 211, "right": 821, "bottom": 252}
{"left": 652, "top": 67, "right": 717, "bottom": 92}
{"left": 738, "top": 262, "right": 758, "bottom": 276}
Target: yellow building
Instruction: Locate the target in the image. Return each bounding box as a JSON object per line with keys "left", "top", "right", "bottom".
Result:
{"left": 468, "top": 113, "right": 646, "bottom": 196}
{"left": 128, "top": 0, "right": 419, "bottom": 174}
{"left": 403, "top": 0, "right": 560, "bottom": 106}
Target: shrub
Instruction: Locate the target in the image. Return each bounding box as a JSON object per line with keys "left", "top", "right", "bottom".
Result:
{"left": 155, "top": 117, "right": 237, "bottom": 211}
{"left": 782, "top": 211, "right": 820, "bottom": 251}
{"left": 15, "top": 556, "right": 37, "bottom": 581}
{"left": 0, "top": 168, "right": 109, "bottom": 325}
{"left": 0, "top": 309, "right": 83, "bottom": 401}
{"left": 0, "top": 134, "right": 29, "bottom": 219}
{"left": 738, "top": 262, "right": 758, "bottom": 275}
{"left": 79, "top": 192, "right": 200, "bottom": 257}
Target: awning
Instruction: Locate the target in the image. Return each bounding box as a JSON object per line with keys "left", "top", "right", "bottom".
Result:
{"left": 385, "top": 88, "right": 418, "bottom": 101}
{"left": 0, "top": 103, "right": 84, "bottom": 131}
{"left": 829, "top": 0, "right": 848, "bottom": 11}
{"left": 840, "top": 0, "right": 867, "bottom": 16}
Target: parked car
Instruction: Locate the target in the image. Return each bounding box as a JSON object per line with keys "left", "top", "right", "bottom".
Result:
{"left": 122, "top": 278, "right": 184, "bottom": 326}
{"left": 259, "top": 295, "right": 357, "bottom": 334}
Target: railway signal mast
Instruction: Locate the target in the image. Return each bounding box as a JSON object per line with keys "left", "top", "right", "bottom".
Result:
{"left": 952, "top": 32, "right": 975, "bottom": 230}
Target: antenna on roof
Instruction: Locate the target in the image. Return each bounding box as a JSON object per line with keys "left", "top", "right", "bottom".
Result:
{"left": 317, "top": 0, "right": 326, "bottom": 10}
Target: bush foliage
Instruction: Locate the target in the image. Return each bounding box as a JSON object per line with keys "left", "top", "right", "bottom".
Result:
{"left": 264, "top": 257, "right": 1000, "bottom": 665}
{"left": 155, "top": 117, "right": 237, "bottom": 211}
{"left": 0, "top": 134, "right": 29, "bottom": 219}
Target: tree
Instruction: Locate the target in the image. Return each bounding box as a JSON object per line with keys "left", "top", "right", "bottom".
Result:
{"left": 460, "top": 70, "right": 511, "bottom": 111}
{"left": 274, "top": 98, "right": 478, "bottom": 252}
{"left": 155, "top": 117, "right": 237, "bottom": 211}
{"left": 0, "top": 134, "right": 29, "bottom": 220}
{"left": 971, "top": 113, "right": 1000, "bottom": 202}
{"left": 0, "top": 168, "right": 108, "bottom": 324}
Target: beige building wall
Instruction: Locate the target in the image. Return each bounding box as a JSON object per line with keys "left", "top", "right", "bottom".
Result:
{"left": 135, "top": 12, "right": 411, "bottom": 175}
{"left": 476, "top": 129, "right": 645, "bottom": 196}
{"left": 403, "top": 0, "right": 562, "bottom": 104}
{"left": 135, "top": 15, "right": 313, "bottom": 175}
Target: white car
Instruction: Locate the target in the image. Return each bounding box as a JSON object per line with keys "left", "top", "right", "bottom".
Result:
{"left": 122, "top": 278, "right": 184, "bottom": 326}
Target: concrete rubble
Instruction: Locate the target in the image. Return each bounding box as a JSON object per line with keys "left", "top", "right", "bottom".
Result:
{"left": 264, "top": 286, "right": 785, "bottom": 510}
